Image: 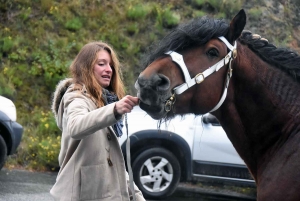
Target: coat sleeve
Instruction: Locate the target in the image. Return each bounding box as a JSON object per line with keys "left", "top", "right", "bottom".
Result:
{"left": 125, "top": 170, "right": 146, "bottom": 201}
{"left": 63, "top": 91, "right": 118, "bottom": 140}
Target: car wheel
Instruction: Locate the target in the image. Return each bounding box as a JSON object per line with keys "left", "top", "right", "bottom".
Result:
{"left": 0, "top": 135, "right": 7, "bottom": 170}
{"left": 132, "top": 147, "right": 181, "bottom": 199}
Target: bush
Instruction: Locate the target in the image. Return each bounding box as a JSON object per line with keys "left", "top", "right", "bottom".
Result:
{"left": 65, "top": 17, "right": 83, "bottom": 31}
{"left": 162, "top": 8, "right": 181, "bottom": 28}
{"left": 126, "top": 4, "right": 151, "bottom": 20}
{"left": 0, "top": 36, "right": 14, "bottom": 53}
{"left": 9, "top": 108, "right": 61, "bottom": 171}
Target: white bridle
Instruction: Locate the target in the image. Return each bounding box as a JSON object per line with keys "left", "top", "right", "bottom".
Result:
{"left": 165, "top": 36, "right": 237, "bottom": 113}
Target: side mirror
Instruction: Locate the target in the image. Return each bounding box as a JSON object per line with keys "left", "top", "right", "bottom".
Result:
{"left": 202, "top": 114, "right": 220, "bottom": 126}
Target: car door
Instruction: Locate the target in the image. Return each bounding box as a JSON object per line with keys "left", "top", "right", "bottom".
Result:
{"left": 191, "top": 114, "right": 254, "bottom": 181}
{"left": 192, "top": 114, "right": 244, "bottom": 164}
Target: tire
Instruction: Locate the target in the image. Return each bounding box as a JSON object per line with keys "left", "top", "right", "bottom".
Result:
{"left": 0, "top": 135, "right": 7, "bottom": 170}
{"left": 132, "top": 147, "right": 181, "bottom": 199}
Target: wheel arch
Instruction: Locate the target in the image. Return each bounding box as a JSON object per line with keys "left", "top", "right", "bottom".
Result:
{"left": 121, "top": 130, "right": 192, "bottom": 181}
{"left": 0, "top": 111, "right": 13, "bottom": 155}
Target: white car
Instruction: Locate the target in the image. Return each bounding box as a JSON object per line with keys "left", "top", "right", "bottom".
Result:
{"left": 0, "top": 95, "right": 23, "bottom": 170}
{"left": 119, "top": 106, "right": 254, "bottom": 199}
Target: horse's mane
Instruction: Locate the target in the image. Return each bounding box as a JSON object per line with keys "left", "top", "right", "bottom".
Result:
{"left": 239, "top": 31, "right": 300, "bottom": 83}
{"left": 142, "top": 16, "right": 300, "bottom": 83}
{"left": 142, "top": 16, "right": 229, "bottom": 67}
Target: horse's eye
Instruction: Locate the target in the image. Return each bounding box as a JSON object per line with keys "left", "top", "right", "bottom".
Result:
{"left": 206, "top": 48, "right": 219, "bottom": 59}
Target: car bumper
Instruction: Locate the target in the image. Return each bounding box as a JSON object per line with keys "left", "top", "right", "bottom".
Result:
{"left": 10, "top": 121, "right": 23, "bottom": 154}
{"left": 0, "top": 119, "right": 23, "bottom": 155}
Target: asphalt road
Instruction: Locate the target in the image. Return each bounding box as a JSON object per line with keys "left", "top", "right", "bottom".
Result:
{"left": 0, "top": 168, "right": 56, "bottom": 201}
{"left": 0, "top": 168, "right": 256, "bottom": 201}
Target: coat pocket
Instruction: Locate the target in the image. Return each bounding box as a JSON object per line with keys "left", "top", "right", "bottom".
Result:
{"left": 80, "top": 164, "right": 112, "bottom": 200}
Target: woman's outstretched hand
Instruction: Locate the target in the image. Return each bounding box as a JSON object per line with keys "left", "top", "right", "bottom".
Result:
{"left": 115, "top": 95, "right": 139, "bottom": 115}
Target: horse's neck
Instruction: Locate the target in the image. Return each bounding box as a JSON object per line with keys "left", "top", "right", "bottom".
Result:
{"left": 216, "top": 44, "right": 300, "bottom": 180}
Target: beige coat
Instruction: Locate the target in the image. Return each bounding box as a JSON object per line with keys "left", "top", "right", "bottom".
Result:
{"left": 50, "top": 79, "right": 145, "bottom": 201}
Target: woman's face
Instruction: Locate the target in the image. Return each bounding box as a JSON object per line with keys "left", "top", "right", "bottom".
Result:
{"left": 93, "top": 49, "right": 113, "bottom": 88}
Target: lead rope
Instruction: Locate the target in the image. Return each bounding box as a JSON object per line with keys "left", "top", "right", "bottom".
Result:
{"left": 125, "top": 113, "right": 137, "bottom": 201}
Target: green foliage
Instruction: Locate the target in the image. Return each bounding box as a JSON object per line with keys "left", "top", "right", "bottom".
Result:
{"left": 193, "top": 0, "right": 206, "bottom": 7}
{"left": 246, "top": 0, "right": 265, "bottom": 6}
{"left": 65, "top": 17, "right": 83, "bottom": 31}
{"left": 191, "top": 0, "right": 244, "bottom": 18}
{"left": 162, "top": 8, "right": 181, "bottom": 28}
{"left": 248, "top": 7, "right": 262, "bottom": 21}
{"left": 126, "top": 4, "right": 151, "bottom": 20}
{"left": 208, "top": 0, "right": 222, "bottom": 11}
{"left": 215, "top": 12, "right": 226, "bottom": 19}
{"left": 151, "top": 4, "right": 164, "bottom": 31}
{"left": 222, "top": 0, "right": 245, "bottom": 17}
{"left": 0, "top": 36, "right": 14, "bottom": 53}
{"left": 150, "top": 5, "right": 181, "bottom": 30}
{"left": 192, "top": 0, "right": 221, "bottom": 11}
{"left": 11, "top": 108, "right": 61, "bottom": 171}
{"left": 194, "top": 10, "right": 207, "bottom": 18}
{"left": 0, "top": 72, "right": 16, "bottom": 99}
{"left": 126, "top": 23, "right": 139, "bottom": 35}
{"left": 273, "top": 33, "right": 293, "bottom": 47}
{"left": 19, "top": 6, "right": 32, "bottom": 21}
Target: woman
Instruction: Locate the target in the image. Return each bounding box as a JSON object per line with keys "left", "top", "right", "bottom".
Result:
{"left": 50, "top": 41, "right": 145, "bottom": 201}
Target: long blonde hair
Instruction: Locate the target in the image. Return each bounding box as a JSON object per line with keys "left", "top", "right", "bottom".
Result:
{"left": 70, "top": 41, "right": 125, "bottom": 107}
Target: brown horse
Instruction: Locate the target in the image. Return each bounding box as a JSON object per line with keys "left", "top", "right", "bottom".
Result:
{"left": 135, "top": 9, "right": 300, "bottom": 201}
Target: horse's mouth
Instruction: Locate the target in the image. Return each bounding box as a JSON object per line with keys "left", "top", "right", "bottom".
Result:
{"left": 139, "top": 101, "right": 166, "bottom": 120}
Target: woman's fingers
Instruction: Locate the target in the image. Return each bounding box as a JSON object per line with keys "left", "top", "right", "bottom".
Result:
{"left": 127, "top": 96, "right": 139, "bottom": 105}
{"left": 115, "top": 95, "right": 139, "bottom": 115}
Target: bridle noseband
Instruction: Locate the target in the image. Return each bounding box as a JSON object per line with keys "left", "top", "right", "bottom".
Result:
{"left": 164, "top": 36, "right": 237, "bottom": 113}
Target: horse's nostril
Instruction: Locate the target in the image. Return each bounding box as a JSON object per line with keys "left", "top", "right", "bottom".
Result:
{"left": 156, "top": 74, "right": 170, "bottom": 91}
{"left": 136, "top": 74, "right": 170, "bottom": 91}
{"left": 137, "top": 76, "right": 147, "bottom": 88}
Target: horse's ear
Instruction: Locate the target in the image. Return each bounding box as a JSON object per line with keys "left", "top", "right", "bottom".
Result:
{"left": 226, "top": 9, "right": 246, "bottom": 44}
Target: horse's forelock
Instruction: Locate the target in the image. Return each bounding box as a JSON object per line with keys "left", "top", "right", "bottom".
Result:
{"left": 142, "top": 16, "right": 230, "bottom": 69}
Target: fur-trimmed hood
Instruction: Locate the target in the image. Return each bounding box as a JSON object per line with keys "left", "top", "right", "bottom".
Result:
{"left": 51, "top": 78, "right": 73, "bottom": 119}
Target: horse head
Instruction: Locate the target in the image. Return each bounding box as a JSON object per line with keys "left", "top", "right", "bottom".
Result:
{"left": 136, "top": 10, "right": 246, "bottom": 120}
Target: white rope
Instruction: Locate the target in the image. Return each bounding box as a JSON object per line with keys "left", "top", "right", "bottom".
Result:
{"left": 125, "top": 114, "right": 136, "bottom": 201}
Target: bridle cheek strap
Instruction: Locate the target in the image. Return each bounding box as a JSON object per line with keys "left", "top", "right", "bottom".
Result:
{"left": 165, "top": 36, "right": 236, "bottom": 113}
{"left": 209, "top": 59, "right": 233, "bottom": 112}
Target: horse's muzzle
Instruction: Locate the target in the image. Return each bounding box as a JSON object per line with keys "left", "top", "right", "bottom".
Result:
{"left": 135, "top": 74, "right": 170, "bottom": 92}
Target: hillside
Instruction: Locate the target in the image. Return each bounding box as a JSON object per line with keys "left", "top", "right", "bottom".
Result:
{"left": 0, "top": 0, "right": 299, "bottom": 170}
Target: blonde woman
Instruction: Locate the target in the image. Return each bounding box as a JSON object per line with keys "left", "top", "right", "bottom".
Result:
{"left": 50, "top": 41, "right": 145, "bottom": 201}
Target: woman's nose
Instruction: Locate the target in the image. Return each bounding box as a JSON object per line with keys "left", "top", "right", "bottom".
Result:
{"left": 106, "top": 64, "right": 113, "bottom": 72}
